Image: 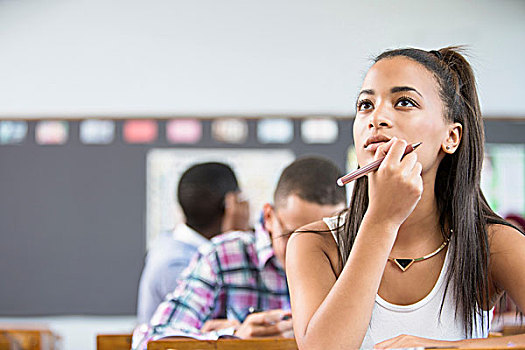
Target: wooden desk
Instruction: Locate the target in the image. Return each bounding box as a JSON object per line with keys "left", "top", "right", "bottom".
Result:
{"left": 148, "top": 338, "right": 216, "bottom": 350}
{"left": 97, "top": 334, "right": 132, "bottom": 350}
{"left": 0, "top": 324, "right": 60, "bottom": 350}
{"left": 148, "top": 338, "right": 298, "bottom": 350}
{"left": 146, "top": 336, "right": 525, "bottom": 350}
{"left": 502, "top": 325, "right": 525, "bottom": 336}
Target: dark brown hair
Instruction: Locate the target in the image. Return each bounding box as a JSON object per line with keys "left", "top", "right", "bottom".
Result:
{"left": 274, "top": 156, "right": 347, "bottom": 208}
{"left": 178, "top": 162, "right": 238, "bottom": 232}
{"left": 338, "top": 47, "right": 512, "bottom": 336}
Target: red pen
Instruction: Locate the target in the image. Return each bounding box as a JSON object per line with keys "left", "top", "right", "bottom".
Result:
{"left": 337, "top": 142, "right": 422, "bottom": 186}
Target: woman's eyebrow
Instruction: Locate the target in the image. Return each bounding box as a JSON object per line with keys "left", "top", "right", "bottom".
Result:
{"left": 357, "top": 89, "right": 374, "bottom": 98}
{"left": 391, "top": 86, "right": 423, "bottom": 97}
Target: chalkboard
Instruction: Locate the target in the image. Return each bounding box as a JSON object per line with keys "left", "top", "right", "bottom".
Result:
{"left": 0, "top": 117, "right": 523, "bottom": 316}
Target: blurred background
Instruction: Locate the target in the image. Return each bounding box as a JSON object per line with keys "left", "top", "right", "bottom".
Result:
{"left": 0, "top": 0, "right": 524, "bottom": 349}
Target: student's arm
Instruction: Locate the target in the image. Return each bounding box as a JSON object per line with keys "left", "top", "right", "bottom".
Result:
{"left": 158, "top": 258, "right": 193, "bottom": 303}
{"left": 287, "top": 219, "right": 400, "bottom": 349}
{"left": 286, "top": 139, "right": 423, "bottom": 350}
{"left": 132, "top": 249, "right": 225, "bottom": 350}
{"left": 152, "top": 251, "right": 223, "bottom": 331}
{"left": 489, "top": 223, "right": 525, "bottom": 313}
{"left": 136, "top": 255, "right": 193, "bottom": 325}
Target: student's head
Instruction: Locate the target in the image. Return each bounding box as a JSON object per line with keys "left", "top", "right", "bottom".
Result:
{"left": 353, "top": 47, "right": 484, "bottom": 188}
{"left": 263, "top": 156, "right": 347, "bottom": 269}
{"left": 177, "top": 162, "right": 239, "bottom": 237}
{"left": 351, "top": 46, "right": 491, "bottom": 244}
{"left": 347, "top": 47, "right": 506, "bottom": 336}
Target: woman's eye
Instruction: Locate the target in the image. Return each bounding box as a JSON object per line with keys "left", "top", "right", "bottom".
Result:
{"left": 357, "top": 100, "right": 373, "bottom": 111}
{"left": 395, "top": 98, "right": 417, "bottom": 108}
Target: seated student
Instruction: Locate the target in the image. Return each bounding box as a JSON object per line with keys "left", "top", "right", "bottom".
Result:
{"left": 136, "top": 162, "right": 249, "bottom": 324}
{"left": 286, "top": 47, "right": 525, "bottom": 349}
{"left": 132, "top": 156, "right": 347, "bottom": 350}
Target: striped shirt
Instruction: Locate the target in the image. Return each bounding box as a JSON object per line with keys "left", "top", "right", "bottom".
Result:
{"left": 131, "top": 225, "right": 290, "bottom": 350}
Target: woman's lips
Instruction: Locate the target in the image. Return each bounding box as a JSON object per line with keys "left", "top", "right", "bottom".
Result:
{"left": 364, "top": 141, "right": 386, "bottom": 152}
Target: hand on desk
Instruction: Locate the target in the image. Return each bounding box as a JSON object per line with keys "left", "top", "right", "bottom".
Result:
{"left": 201, "top": 319, "right": 241, "bottom": 332}
{"left": 234, "top": 309, "right": 293, "bottom": 339}
{"left": 374, "top": 334, "right": 456, "bottom": 349}
{"left": 374, "top": 333, "right": 525, "bottom": 349}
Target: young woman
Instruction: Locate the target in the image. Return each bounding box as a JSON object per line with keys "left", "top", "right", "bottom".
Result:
{"left": 286, "top": 47, "right": 525, "bottom": 349}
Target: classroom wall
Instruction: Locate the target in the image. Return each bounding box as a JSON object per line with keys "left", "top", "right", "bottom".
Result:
{"left": 0, "top": 0, "right": 524, "bottom": 118}
{"left": 0, "top": 117, "right": 355, "bottom": 316}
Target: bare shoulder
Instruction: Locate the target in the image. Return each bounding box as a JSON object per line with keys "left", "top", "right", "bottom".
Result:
{"left": 488, "top": 223, "right": 525, "bottom": 301}
{"left": 288, "top": 220, "right": 342, "bottom": 275}
{"left": 488, "top": 223, "right": 525, "bottom": 253}
{"left": 289, "top": 220, "right": 336, "bottom": 250}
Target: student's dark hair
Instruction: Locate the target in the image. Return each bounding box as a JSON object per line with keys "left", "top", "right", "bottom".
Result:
{"left": 177, "top": 162, "right": 239, "bottom": 232}
{"left": 274, "top": 156, "right": 346, "bottom": 208}
{"left": 338, "top": 47, "right": 513, "bottom": 336}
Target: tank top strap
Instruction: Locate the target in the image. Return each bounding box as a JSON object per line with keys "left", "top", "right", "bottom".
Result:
{"left": 322, "top": 213, "right": 346, "bottom": 245}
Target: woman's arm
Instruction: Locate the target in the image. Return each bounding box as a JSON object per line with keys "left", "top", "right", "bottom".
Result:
{"left": 286, "top": 139, "right": 423, "bottom": 350}
{"left": 286, "top": 217, "right": 403, "bottom": 349}
{"left": 490, "top": 223, "right": 525, "bottom": 312}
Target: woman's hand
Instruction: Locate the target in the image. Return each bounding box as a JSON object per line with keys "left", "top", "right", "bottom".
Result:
{"left": 374, "top": 334, "right": 458, "bottom": 349}
{"left": 234, "top": 309, "right": 293, "bottom": 338}
{"left": 201, "top": 318, "right": 241, "bottom": 332}
{"left": 376, "top": 333, "right": 525, "bottom": 349}
{"left": 366, "top": 138, "right": 423, "bottom": 228}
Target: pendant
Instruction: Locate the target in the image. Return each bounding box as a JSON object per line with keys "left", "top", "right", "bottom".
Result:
{"left": 392, "top": 258, "right": 414, "bottom": 272}
{"left": 388, "top": 237, "right": 450, "bottom": 272}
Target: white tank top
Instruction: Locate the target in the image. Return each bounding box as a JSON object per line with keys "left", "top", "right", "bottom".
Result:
{"left": 323, "top": 216, "right": 492, "bottom": 349}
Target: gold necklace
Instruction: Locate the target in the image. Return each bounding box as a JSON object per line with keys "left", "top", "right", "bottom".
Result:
{"left": 388, "top": 238, "right": 450, "bottom": 272}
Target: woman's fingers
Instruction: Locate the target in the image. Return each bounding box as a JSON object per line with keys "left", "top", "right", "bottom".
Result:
{"left": 380, "top": 138, "right": 407, "bottom": 167}
{"left": 373, "top": 137, "right": 397, "bottom": 161}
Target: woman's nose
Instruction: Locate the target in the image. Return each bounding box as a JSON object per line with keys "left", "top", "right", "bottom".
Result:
{"left": 368, "top": 106, "right": 392, "bottom": 129}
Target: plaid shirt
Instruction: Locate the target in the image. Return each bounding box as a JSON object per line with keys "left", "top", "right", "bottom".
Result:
{"left": 132, "top": 225, "right": 290, "bottom": 350}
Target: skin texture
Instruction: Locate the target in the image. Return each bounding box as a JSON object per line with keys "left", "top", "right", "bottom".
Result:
{"left": 286, "top": 56, "right": 525, "bottom": 349}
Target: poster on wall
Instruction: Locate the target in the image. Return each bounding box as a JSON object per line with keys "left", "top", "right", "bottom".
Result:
{"left": 146, "top": 148, "right": 296, "bottom": 249}
{"left": 481, "top": 143, "right": 525, "bottom": 220}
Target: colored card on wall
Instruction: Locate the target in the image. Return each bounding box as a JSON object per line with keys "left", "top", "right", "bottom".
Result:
{"left": 481, "top": 143, "right": 525, "bottom": 218}
{"left": 301, "top": 118, "right": 338, "bottom": 144}
{"left": 0, "top": 121, "right": 27, "bottom": 145}
{"left": 80, "top": 119, "right": 115, "bottom": 145}
{"left": 35, "top": 121, "right": 68, "bottom": 145}
{"left": 257, "top": 118, "right": 293, "bottom": 144}
{"left": 166, "top": 119, "right": 202, "bottom": 144}
{"left": 123, "top": 119, "right": 158, "bottom": 144}
{"left": 212, "top": 118, "right": 248, "bottom": 144}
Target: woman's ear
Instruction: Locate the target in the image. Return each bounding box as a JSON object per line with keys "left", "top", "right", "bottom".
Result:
{"left": 442, "top": 122, "right": 462, "bottom": 154}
